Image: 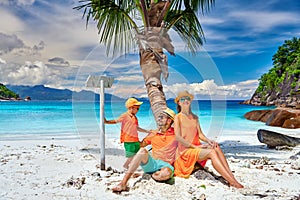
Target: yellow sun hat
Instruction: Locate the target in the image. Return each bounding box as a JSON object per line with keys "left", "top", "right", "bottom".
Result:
{"left": 174, "top": 90, "right": 194, "bottom": 103}
{"left": 162, "top": 108, "right": 176, "bottom": 121}
{"left": 125, "top": 97, "right": 143, "bottom": 108}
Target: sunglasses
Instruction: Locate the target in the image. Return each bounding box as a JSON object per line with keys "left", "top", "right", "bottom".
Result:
{"left": 179, "top": 96, "right": 191, "bottom": 102}
{"left": 132, "top": 106, "right": 140, "bottom": 110}
{"left": 158, "top": 115, "right": 167, "bottom": 119}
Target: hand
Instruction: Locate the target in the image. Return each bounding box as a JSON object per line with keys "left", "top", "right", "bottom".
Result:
{"left": 193, "top": 144, "right": 210, "bottom": 149}
{"left": 208, "top": 140, "right": 218, "bottom": 148}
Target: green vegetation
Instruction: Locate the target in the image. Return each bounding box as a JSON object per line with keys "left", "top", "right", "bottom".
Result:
{"left": 0, "top": 83, "right": 19, "bottom": 99}
{"left": 256, "top": 37, "right": 300, "bottom": 101}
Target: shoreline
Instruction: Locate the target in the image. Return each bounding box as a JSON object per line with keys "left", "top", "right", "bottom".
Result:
{"left": 1, "top": 135, "right": 300, "bottom": 199}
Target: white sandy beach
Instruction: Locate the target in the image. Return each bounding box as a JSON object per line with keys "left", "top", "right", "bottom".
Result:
{"left": 1, "top": 132, "right": 300, "bottom": 200}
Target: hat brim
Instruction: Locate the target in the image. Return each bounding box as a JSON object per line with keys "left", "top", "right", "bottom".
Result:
{"left": 162, "top": 111, "right": 174, "bottom": 120}
{"left": 133, "top": 102, "right": 143, "bottom": 106}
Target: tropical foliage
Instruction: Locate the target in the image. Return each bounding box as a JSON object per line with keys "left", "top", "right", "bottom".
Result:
{"left": 0, "top": 83, "right": 19, "bottom": 99}
{"left": 74, "top": 0, "right": 215, "bottom": 123}
{"left": 256, "top": 37, "right": 300, "bottom": 100}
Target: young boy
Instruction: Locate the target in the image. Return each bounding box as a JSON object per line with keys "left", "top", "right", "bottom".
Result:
{"left": 105, "top": 97, "right": 150, "bottom": 169}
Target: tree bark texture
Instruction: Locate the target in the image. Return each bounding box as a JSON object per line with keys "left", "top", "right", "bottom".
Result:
{"left": 137, "top": 1, "right": 174, "bottom": 126}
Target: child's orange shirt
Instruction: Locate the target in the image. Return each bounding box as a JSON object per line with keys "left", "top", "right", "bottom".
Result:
{"left": 117, "top": 112, "right": 139, "bottom": 143}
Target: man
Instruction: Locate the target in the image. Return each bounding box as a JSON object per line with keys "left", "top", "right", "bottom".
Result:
{"left": 112, "top": 108, "right": 177, "bottom": 192}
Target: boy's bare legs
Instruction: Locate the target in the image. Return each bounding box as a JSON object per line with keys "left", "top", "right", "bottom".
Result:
{"left": 113, "top": 148, "right": 149, "bottom": 192}
{"left": 199, "top": 148, "right": 244, "bottom": 188}
{"left": 123, "top": 157, "right": 133, "bottom": 169}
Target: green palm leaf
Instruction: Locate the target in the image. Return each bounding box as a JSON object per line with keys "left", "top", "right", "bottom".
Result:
{"left": 165, "top": 8, "right": 205, "bottom": 54}
{"left": 74, "top": 0, "right": 139, "bottom": 57}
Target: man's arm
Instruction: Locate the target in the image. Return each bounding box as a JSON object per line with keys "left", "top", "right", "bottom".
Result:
{"left": 140, "top": 131, "right": 155, "bottom": 147}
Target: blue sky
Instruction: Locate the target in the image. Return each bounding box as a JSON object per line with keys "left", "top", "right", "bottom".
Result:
{"left": 0, "top": 0, "right": 299, "bottom": 100}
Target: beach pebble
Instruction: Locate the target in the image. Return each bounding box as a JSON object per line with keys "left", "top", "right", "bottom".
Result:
{"left": 256, "top": 165, "right": 264, "bottom": 169}
{"left": 192, "top": 193, "right": 206, "bottom": 200}
{"left": 239, "top": 160, "right": 251, "bottom": 168}
{"left": 63, "top": 176, "right": 86, "bottom": 190}
{"left": 194, "top": 170, "right": 216, "bottom": 181}
{"left": 188, "top": 187, "right": 195, "bottom": 194}
{"left": 91, "top": 172, "right": 101, "bottom": 177}
{"left": 290, "top": 155, "right": 298, "bottom": 160}
{"left": 251, "top": 156, "right": 269, "bottom": 165}
{"left": 199, "top": 194, "right": 206, "bottom": 200}
{"left": 291, "top": 161, "right": 300, "bottom": 170}
{"left": 82, "top": 154, "right": 95, "bottom": 160}
{"left": 228, "top": 157, "right": 240, "bottom": 163}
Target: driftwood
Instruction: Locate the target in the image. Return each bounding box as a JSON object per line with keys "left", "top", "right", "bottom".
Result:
{"left": 257, "top": 129, "right": 300, "bottom": 148}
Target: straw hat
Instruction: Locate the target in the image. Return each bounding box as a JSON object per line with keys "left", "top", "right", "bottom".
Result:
{"left": 174, "top": 91, "right": 194, "bottom": 103}
{"left": 162, "top": 108, "right": 176, "bottom": 121}
{"left": 125, "top": 97, "right": 143, "bottom": 108}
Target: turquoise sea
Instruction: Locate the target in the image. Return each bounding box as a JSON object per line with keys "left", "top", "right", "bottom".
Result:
{"left": 0, "top": 100, "right": 292, "bottom": 142}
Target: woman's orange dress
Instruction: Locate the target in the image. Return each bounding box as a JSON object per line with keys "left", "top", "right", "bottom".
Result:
{"left": 174, "top": 113, "right": 207, "bottom": 178}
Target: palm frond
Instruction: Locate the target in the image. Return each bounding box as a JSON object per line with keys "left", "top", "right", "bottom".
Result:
{"left": 170, "top": 0, "right": 215, "bottom": 14}
{"left": 165, "top": 9, "right": 205, "bottom": 54}
{"left": 74, "top": 0, "right": 139, "bottom": 57}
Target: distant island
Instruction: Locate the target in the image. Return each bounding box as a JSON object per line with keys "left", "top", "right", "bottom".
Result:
{"left": 0, "top": 83, "right": 25, "bottom": 101}
{"left": 243, "top": 37, "right": 300, "bottom": 129}
{"left": 1, "top": 84, "right": 123, "bottom": 102}
{"left": 243, "top": 37, "right": 300, "bottom": 108}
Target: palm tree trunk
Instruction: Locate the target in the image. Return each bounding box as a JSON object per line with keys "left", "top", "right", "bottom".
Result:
{"left": 139, "top": 48, "right": 167, "bottom": 125}
{"left": 137, "top": 1, "right": 174, "bottom": 126}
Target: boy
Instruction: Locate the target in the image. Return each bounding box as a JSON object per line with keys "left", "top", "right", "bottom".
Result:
{"left": 105, "top": 97, "right": 150, "bottom": 169}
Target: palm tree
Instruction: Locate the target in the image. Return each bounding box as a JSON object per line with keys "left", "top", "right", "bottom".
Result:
{"left": 74, "top": 0, "right": 215, "bottom": 124}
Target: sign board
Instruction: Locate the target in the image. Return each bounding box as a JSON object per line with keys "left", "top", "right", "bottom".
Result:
{"left": 86, "top": 75, "right": 114, "bottom": 88}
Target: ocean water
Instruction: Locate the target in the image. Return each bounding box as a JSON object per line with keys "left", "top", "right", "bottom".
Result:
{"left": 0, "top": 100, "right": 295, "bottom": 141}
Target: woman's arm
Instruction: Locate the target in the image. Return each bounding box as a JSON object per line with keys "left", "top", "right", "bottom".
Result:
{"left": 196, "top": 120, "right": 209, "bottom": 142}
{"left": 196, "top": 120, "right": 218, "bottom": 148}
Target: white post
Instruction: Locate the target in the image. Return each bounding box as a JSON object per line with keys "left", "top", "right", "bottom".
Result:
{"left": 86, "top": 75, "right": 114, "bottom": 170}
{"left": 99, "top": 80, "right": 105, "bottom": 170}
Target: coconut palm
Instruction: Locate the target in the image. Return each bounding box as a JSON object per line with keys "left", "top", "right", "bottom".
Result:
{"left": 74, "top": 0, "right": 215, "bottom": 124}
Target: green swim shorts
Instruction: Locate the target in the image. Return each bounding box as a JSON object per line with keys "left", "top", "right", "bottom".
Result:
{"left": 124, "top": 142, "right": 140, "bottom": 158}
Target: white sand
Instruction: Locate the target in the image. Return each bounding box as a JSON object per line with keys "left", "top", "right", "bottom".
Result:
{"left": 0, "top": 133, "right": 300, "bottom": 200}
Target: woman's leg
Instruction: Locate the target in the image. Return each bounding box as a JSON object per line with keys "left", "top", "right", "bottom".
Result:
{"left": 198, "top": 148, "right": 243, "bottom": 188}
{"left": 213, "top": 145, "right": 235, "bottom": 178}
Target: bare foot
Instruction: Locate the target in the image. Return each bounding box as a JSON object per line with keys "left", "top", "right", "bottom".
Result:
{"left": 112, "top": 184, "right": 129, "bottom": 192}
{"left": 230, "top": 182, "right": 244, "bottom": 189}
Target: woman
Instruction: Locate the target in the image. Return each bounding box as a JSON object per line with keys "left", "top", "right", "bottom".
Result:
{"left": 173, "top": 91, "right": 243, "bottom": 188}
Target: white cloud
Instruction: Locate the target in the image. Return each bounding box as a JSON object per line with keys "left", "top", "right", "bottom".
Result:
{"left": 229, "top": 11, "right": 300, "bottom": 32}
{"left": 196, "top": 1, "right": 300, "bottom": 57}
{"left": 0, "top": 60, "right": 71, "bottom": 86}
{"left": 0, "top": 0, "right": 35, "bottom": 6}
{"left": 164, "top": 79, "right": 258, "bottom": 100}
{"left": 0, "top": 8, "right": 25, "bottom": 33}
{"left": 16, "top": 0, "right": 35, "bottom": 6}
